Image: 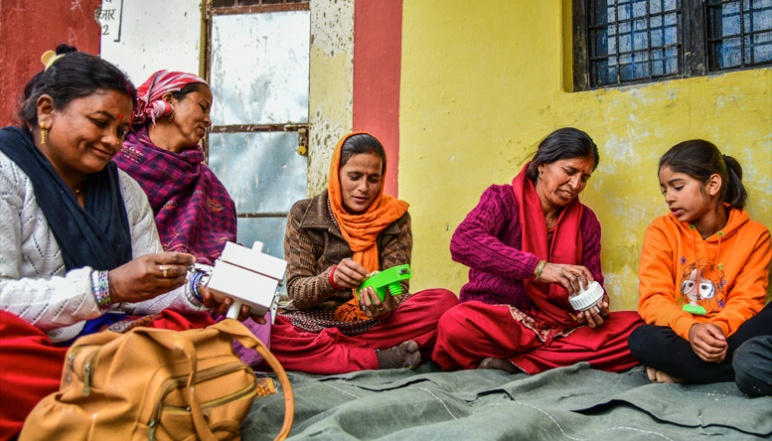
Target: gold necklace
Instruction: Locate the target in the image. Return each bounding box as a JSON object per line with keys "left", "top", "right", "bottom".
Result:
{"left": 73, "top": 180, "right": 86, "bottom": 195}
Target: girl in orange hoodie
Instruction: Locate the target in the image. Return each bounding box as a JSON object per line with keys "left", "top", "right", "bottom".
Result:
{"left": 629, "top": 140, "right": 771, "bottom": 391}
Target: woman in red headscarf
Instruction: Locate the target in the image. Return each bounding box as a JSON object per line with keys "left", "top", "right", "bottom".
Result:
{"left": 432, "top": 128, "right": 642, "bottom": 375}
{"left": 267, "top": 132, "right": 458, "bottom": 374}
{"left": 113, "top": 72, "right": 273, "bottom": 366}
{"left": 113, "top": 70, "right": 236, "bottom": 266}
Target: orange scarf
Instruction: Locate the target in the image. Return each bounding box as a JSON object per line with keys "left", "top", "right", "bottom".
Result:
{"left": 329, "top": 132, "right": 409, "bottom": 321}
{"left": 513, "top": 162, "right": 583, "bottom": 327}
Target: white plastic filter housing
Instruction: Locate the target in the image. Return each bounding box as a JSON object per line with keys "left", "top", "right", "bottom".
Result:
{"left": 569, "top": 280, "right": 604, "bottom": 311}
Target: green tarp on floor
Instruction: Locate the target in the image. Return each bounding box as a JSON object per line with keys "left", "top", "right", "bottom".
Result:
{"left": 242, "top": 363, "right": 772, "bottom": 440}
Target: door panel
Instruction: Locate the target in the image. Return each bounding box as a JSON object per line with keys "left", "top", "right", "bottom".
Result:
{"left": 210, "top": 12, "right": 310, "bottom": 125}
{"left": 208, "top": 7, "right": 310, "bottom": 260}
{"left": 208, "top": 132, "right": 307, "bottom": 214}
{"left": 235, "top": 218, "right": 288, "bottom": 258}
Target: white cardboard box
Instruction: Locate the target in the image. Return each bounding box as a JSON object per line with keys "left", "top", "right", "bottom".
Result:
{"left": 218, "top": 242, "right": 287, "bottom": 280}
{"left": 206, "top": 242, "right": 287, "bottom": 317}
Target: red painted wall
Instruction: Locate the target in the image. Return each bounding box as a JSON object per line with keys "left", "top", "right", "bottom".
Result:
{"left": 352, "top": 0, "right": 402, "bottom": 197}
{"left": 0, "top": 0, "right": 102, "bottom": 126}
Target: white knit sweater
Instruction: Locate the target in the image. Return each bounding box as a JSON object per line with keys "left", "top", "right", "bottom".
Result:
{"left": 0, "top": 150, "right": 207, "bottom": 343}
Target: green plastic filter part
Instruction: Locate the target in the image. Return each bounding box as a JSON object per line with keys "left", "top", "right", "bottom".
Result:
{"left": 682, "top": 304, "right": 707, "bottom": 316}
{"left": 357, "top": 264, "right": 412, "bottom": 301}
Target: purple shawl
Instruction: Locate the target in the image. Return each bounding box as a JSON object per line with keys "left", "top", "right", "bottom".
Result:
{"left": 114, "top": 127, "right": 237, "bottom": 265}
{"left": 450, "top": 184, "right": 604, "bottom": 310}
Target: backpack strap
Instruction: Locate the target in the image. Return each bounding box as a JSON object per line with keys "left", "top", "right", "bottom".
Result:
{"left": 212, "top": 319, "right": 295, "bottom": 441}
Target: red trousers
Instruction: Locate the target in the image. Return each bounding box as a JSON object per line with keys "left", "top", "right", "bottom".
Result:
{"left": 432, "top": 301, "right": 643, "bottom": 374}
{"left": 0, "top": 310, "right": 214, "bottom": 440}
{"left": 268, "top": 288, "right": 459, "bottom": 374}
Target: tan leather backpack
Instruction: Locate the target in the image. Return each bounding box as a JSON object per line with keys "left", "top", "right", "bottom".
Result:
{"left": 19, "top": 319, "right": 293, "bottom": 441}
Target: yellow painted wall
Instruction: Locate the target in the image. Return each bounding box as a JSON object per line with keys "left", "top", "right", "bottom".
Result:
{"left": 308, "top": 0, "right": 355, "bottom": 196}
{"left": 399, "top": 0, "right": 772, "bottom": 309}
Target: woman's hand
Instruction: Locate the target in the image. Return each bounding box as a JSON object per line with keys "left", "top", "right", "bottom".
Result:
{"left": 199, "top": 286, "right": 264, "bottom": 323}
{"left": 688, "top": 323, "right": 728, "bottom": 363}
{"left": 574, "top": 294, "right": 610, "bottom": 328}
{"left": 108, "top": 252, "right": 194, "bottom": 304}
{"left": 538, "top": 262, "right": 594, "bottom": 296}
{"left": 332, "top": 258, "right": 369, "bottom": 289}
{"left": 358, "top": 286, "right": 396, "bottom": 318}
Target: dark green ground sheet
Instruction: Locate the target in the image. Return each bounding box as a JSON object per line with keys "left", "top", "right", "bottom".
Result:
{"left": 242, "top": 362, "right": 772, "bottom": 441}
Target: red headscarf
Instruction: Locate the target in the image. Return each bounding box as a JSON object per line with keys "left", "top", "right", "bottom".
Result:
{"left": 513, "top": 162, "right": 584, "bottom": 327}
{"left": 132, "top": 70, "right": 208, "bottom": 127}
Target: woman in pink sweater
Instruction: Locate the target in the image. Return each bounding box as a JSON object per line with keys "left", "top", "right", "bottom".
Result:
{"left": 432, "top": 127, "right": 642, "bottom": 374}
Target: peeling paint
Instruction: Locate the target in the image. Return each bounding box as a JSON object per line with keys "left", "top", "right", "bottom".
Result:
{"left": 400, "top": 0, "right": 772, "bottom": 306}
{"left": 100, "top": 0, "right": 203, "bottom": 83}
{"left": 308, "top": 0, "right": 354, "bottom": 196}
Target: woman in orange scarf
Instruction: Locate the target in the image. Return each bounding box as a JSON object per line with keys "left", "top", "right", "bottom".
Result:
{"left": 267, "top": 132, "right": 458, "bottom": 374}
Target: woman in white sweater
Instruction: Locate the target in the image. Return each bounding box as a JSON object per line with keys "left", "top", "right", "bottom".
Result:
{"left": 0, "top": 45, "right": 246, "bottom": 439}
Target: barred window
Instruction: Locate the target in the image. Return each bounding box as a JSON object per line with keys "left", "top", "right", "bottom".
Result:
{"left": 574, "top": 0, "right": 772, "bottom": 90}
{"left": 707, "top": 0, "right": 772, "bottom": 70}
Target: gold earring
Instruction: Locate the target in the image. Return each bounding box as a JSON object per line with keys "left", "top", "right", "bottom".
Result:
{"left": 168, "top": 109, "right": 175, "bottom": 123}
{"left": 40, "top": 121, "right": 47, "bottom": 145}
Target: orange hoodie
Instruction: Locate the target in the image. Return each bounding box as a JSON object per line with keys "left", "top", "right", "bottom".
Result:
{"left": 638, "top": 208, "right": 771, "bottom": 341}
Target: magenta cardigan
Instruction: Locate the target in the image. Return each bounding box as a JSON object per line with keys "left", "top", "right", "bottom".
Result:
{"left": 450, "top": 184, "right": 604, "bottom": 310}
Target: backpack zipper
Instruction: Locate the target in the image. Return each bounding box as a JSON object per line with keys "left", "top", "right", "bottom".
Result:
{"left": 147, "top": 362, "right": 256, "bottom": 440}
{"left": 82, "top": 348, "right": 101, "bottom": 396}
{"left": 64, "top": 345, "right": 90, "bottom": 385}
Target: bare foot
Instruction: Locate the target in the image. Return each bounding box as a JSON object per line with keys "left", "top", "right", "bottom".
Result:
{"left": 646, "top": 366, "right": 683, "bottom": 383}
{"left": 477, "top": 357, "right": 519, "bottom": 374}
{"left": 377, "top": 340, "right": 421, "bottom": 369}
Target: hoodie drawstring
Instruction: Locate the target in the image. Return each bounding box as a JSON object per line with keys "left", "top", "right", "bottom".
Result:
{"left": 689, "top": 225, "right": 724, "bottom": 266}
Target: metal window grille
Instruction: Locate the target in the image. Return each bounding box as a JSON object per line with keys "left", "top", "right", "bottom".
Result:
{"left": 707, "top": 0, "right": 772, "bottom": 70}
{"left": 588, "top": 0, "right": 682, "bottom": 87}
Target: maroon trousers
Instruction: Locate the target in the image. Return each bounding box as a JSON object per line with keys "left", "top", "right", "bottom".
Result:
{"left": 432, "top": 301, "right": 643, "bottom": 374}
{"left": 268, "top": 288, "right": 459, "bottom": 374}
{"left": 0, "top": 310, "right": 214, "bottom": 440}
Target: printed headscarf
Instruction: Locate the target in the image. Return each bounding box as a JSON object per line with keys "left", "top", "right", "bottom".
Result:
{"left": 132, "top": 70, "right": 208, "bottom": 127}
{"left": 328, "top": 132, "right": 409, "bottom": 321}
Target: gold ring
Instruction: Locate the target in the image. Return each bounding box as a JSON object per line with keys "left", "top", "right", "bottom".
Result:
{"left": 376, "top": 305, "right": 385, "bottom": 312}
{"left": 162, "top": 267, "right": 169, "bottom": 278}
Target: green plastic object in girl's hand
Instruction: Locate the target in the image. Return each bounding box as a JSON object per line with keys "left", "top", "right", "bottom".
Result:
{"left": 682, "top": 304, "right": 707, "bottom": 316}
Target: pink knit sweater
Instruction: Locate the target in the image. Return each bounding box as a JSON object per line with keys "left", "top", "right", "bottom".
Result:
{"left": 450, "top": 184, "right": 604, "bottom": 310}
